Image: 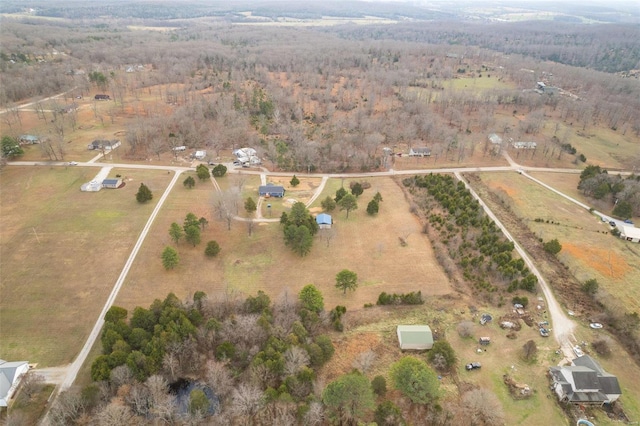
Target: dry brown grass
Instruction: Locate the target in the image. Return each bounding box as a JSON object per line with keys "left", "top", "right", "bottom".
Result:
{"left": 116, "top": 176, "right": 452, "bottom": 313}
{"left": 0, "top": 166, "right": 173, "bottom": 366}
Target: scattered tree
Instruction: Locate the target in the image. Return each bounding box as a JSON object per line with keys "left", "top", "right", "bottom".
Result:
{"left": 299, "top": 284, "right": 324, "bottom": 313}
{"left": 335, "top": 269, "right": 358, "bottom": 295}
{"left": 371, "top": 375, "right": 387, "bottom": 397}
{"left": 196, "top": 164, "right": 210, "bottom": 181}
{"left": 198, "top": 217, "right": 208, "bottom": 230}
{"left": 212, "top": 164, "right": 227, "bottom": 177}
{"left": 204, "top": 240, "right": 221, "bottom": 257}
{"left": 245, "top": 197, "right": 257, "bottom": 216}
{"left": 460, "top": 389, "right": 505, "bottom": 426}
{"left": 390, "top": 356, "right": 440, "bottom": 404}
{"left": 334, "top": 187, "right": 347, "bottom": 203}
{"left": 183, "top": 176, "right": 195, "bottom": 189}
{"left": 373, "top": 192, "right": 383, "bottom": 203}
{"left": 351, "top": 182, "right": 364, "bottom": 197}
{"left": 321, "top": 196, "right": 336, "bottom": 212}
{"left": 427, "top": 340, "right": 456, "bottom": 372}
{"left": 338, "top": 193, "right": 358, "bottom": 218}
{"left": 169, "top": 222, "right": 183, "bottom": 245}
{"left": 457, "top": 321, "right": 475, "bottom": 338}
{"left": 162, "top": 247, "right": 179, "bottom": 270}
{"left": 322, "top": 372, "right": 375, "bottom": 424}
{"left": 136, "top": 183, "right": 153, "bottom": 203}
{"left": 366, "top": 199, "right": 379, "bottom": 215}
{"left": 374, "top": 401, "right": 403, "bottom": 426}
{"left": 290, "top": 175, "right": 300, "bottom": 187}
{"left": 582, "top": 278, "right": 599, "bottom": 295}
{"left": 522, "top": 339, "right": 537, "bottom": 362}
{"left": 184, "top": 225, "right": 201, "bottom": 247}
{"left": 543, "top": 239, "right": 562, "bottom": 255}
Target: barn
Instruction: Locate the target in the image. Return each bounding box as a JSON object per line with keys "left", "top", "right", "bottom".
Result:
{"left": 397, "top": 325, "right": 434, "bottom": 350}
{"left": 316, "top": 213, "right": 332, "bottom": 229}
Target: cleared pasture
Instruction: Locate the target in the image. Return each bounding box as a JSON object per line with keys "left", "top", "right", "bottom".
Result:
{"left": 477, "top": 172, "right": 640, "bottom": 313}
{"left": 0, "top": 166, "right": 172, "bottom": 366}
{"left": 116, "top": 175, "right": 452, "bottom": 313}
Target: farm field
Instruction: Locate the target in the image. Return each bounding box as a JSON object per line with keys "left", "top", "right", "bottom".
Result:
{"left": 0, "top": 166, "right": 173, "bottom": 366}
{"left": 476, "top": 172, "right": 640, "bottom": 313}
{"left": 116, "top": 175, "right": 453, "bottom": 313}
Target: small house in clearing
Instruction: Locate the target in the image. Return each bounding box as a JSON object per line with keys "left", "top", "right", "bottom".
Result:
{"left": 512, "top": 141, "right": 537, "bottom": 149}
{"left": 397, "top": 325, "right": 434, "bottom": 350}
{"left": 488, "top": 133, "right": 502, "bottom": 145}
{"left": 408, "top": 147, "right": 431, "bottom": 157}
{"left": 259, "top": 184, "right": 285, "bottom": 198}
{"left": 316, "top": 213, "right": 332, "bottom": 229}
{"left": 88, "top": 139, "right": 121, "bottom": 151}
{"left": 0, "top": 359, "right": 30, "bottom": 407}
{"left": 619, "top": 225, "right": 640, "bottom": 243}
{"left": 19, "top": 135, "right": 40, "bottom": 145}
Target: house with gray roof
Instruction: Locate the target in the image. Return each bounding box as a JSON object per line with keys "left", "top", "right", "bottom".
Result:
{"left": 408, "top": 147, "right": 431, "bottom": 157}
{"left": 0, "top": 359, "right": 30, "bottom": 407}
{"left": 259, "top": 184, "right": 285, "bottom": 198}
{"left": 549, "top": 355, "right": 621, "bottom": 405}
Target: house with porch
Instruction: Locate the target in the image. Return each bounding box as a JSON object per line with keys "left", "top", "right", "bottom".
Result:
{"left": 549, "top": 355, "right": 621, "bottom": 405}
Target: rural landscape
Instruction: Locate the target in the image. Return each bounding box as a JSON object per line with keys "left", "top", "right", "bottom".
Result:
{"left": 1, "top": 0, "right": 639, "bottom": 425}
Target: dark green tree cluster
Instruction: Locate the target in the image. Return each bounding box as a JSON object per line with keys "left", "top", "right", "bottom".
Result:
{"left": 578, "top": 165, "right": 639, "bottom": 218}
{"left": 92, "top": 293, "right": 200, "bottom": 382}
{"left": 280, "top": 202, "right": 319, "bottom": 256}
{"left": 543, "top": 238, "right": 562, "bottom": 255}
{"left": 405, "top": 174, "right": 537, "bottom": 294}
{"left": 377, "top": 291, "right": 423, "bottom": 305}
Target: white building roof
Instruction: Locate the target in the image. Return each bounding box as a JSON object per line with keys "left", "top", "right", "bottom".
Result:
{"left": 0, "top": 360, "right": 30, "bottom": 407}
{"left": 620, "top": 225, "right": 640, "bottom": 239}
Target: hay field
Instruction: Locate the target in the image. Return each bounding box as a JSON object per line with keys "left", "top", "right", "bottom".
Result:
{"left": 117, "top": 175, "right": 453, "bottom": 312}
{"left": 477, "top": 172, "right": 640, "bottom": 313}
{"left": 0, "top": 166, "right": 172, "bottom": 366}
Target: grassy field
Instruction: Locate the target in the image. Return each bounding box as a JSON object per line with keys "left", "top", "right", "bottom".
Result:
{"left": 477, "top": 172, "right": 640, "bottom": 312}
{"left": 0, "top": 166, "right": 172, "bottom": 366}
{"left": 116, "top": 175, "right": 452, "bottom": 313}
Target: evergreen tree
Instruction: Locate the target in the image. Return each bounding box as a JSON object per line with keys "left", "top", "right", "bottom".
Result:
{"left": 135, "top": 183, "right": 153, "bottom": 203}
{"left": 162, "top": 247, "right": 179, "bottom": 270}
{"left": 290, "top": 175, "right": 300, "bottom": 187}
{"left": 183, "top": 176, "right": 195, "bottom": 189}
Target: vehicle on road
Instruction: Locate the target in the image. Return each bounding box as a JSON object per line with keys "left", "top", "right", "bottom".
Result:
{"left": 589, "top": 323, "right": 603, "bottom": 329}
{"left": 68, "top": 161, "right": 78, "bottom": 166}
{"left": 609, "top": 221, "right": 617, "bottom": 227}
{"left": 465, "top": 362, "right": 481, "bottom": 371}
{"left": 208, "top": 161, "right": 216, "bottom": 166}
{"left": 624, "top": 219, "right": 634, "bottom": 225}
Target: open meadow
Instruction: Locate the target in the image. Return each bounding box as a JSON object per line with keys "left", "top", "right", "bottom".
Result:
{"left": 0, "top": 166, "right": 172, "bottom": 366}
{"left": 476, "top": 172, "right": 640, "bottom": 312}
{"left": 116, "top": 175, "right": 453, "bottom": 313}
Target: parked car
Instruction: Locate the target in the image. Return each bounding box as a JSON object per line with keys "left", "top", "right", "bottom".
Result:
{"left": 573, "top": 345, "right": 584, "bottom": 357}
{"left": 609, "top": 221, "right": 617, "bottom": 227}
{"left": 538, "top": 321, "right": 549, "bottom": 327}
{"left": 589, "top": 323, "right": 603, "bottom": 329}
{"left": 208, "top": 161, "right": 216, "bottom": 166}
{"left": 233, "top": 160, "right": 241, "bottom": 166}
{"left": 465, "top": 362, "right": 481, "bottom": 371}
{"left": 67, "top": 161, "right": 78, "bottom": 166}
{"left": 539, "top": 328, "right": 550, "bottom": 337}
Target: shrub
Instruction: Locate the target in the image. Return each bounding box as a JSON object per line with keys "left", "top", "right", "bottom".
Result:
{"left": 592, "top": 337, "right": 612, "bottom": 357}
{"left": 543, "top": 239, "right": 562, "bottom": 255}
{"left": 204, "top": 240, "right": 221, "bottom": 257}
{"left": 427, "top": 340, "right": 456, "bottom": 371}
{"left": 582, "top": 278, "right": 599, "bottom": 295}
{"left": 511, "top": 296, "right": 529, "bottom": 308}
{"left": 371, "top": 375, "right": 387, "bottom": 396}
{"left": 456, "top": 321, "right": 474, "bottom": 338}
{"left": 377, "top": 291, "right": 423, "bottom": 305}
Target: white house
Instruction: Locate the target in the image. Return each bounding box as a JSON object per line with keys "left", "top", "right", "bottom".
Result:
{"left": 0, "top": 359, "right": 30, "bottom": 407}
{"left": 194, "top": 150, "right": 206, "bottom": 160}
{"left": 512, "top": 141, "right": 537, "bottom": 149}
{"left": 234, "top": 147, "right": 261, "bottom": 165}
{"left": 488, "top": 133, "right": 502, "bottom": 145}
{"left": 408, "top": 147, "right": 431, "bottom": 157}
{"left": 619, "top": 225, "right": 640, "bottom": 243}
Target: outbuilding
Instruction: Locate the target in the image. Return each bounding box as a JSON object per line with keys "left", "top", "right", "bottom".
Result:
{"left": 102, "top": 178, "right": 122, "bottom": 189}
{"left": 397, "top": 325, "right": 434, "bottom": 350}
{"left": 259, "top": 184, "right": 285, "bottom": 198}
{"left": 316, "top": 213, "right": 332, "bottom": 229}
{"left": 619, "top": 225, "right": 640, "bottom": 243}
{"left": 408, "top": 147, "right": 431, "bottom": 157}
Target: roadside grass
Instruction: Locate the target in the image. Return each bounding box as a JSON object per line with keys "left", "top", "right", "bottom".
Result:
{"left": 116, "top": 175, "right": 452, "bottom": 314}
{"left": 477, "top": 172, "right": 640, "bottom": 313}
{"left": 0, "top": 166, "right": 172, "bottom": 366}
{"left": 4, "top": 384, "right": 55, "bottom": 425}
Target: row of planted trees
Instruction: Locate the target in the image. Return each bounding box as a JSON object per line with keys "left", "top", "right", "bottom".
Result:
{"left": 404, "top": 174, "right": 538, "bottom": 297}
